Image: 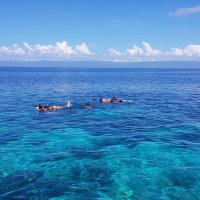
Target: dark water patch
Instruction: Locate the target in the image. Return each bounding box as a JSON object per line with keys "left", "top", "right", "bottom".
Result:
{"left": 162, "top": 186, "right": 193, "bottom": 200}
{"left": 81, "top": 164, "right": 115, "bottom": 188}
{"left": 69, "top": 163, "right": 115, "bottom": 190}
{"left": 38, "top": 183, "right": 99, "bottom": 200}
{"left": 95, "top": 136, "right": 126, "bottom": 147}
{"left": 23, "top": 177, "right": 68, "bottom": 199}
{"left": 0, "top": 171, "right": 44, "bottom": 199}
{"left": 32, "top": 152, "right": 69, "bottom": 163}
{"left": 0, "top": 171, "right": 99, "bottom": 200}
{"left": 69, "top": 166, "right": 83, "bottom": 182}
{"left": 168, "top": 125, "right": 200, "bottom": 148}
{"left": 124, "top": 134, "right": 159, "bottom": 149}
{"left": 69, "top": 146, "right": 106, "bottom": 160}
{"left": 179, "top": 130, "right": 200, "bottom": 144}
{"left": 163, "top": 168, "right": 197, "bottom": 188}
{"left": 93, "top": 132, "right": 159, "bottom": 150}
{"left": 35, "top": 177, "right": 59, "bottom": 189}
{"left": 0, "top": 132, "right": 23, "bottom": 145}
{"left": 25, "top": 139, "right": 48, "bottom": 146}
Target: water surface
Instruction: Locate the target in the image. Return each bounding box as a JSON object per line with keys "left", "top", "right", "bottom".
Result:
{"left": 1, "top": 67, "right": 200, "bottom": 199}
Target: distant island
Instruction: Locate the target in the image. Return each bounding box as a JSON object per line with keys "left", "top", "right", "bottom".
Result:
{"left": 0, "top": 61, "right": 200, "bottom": 68}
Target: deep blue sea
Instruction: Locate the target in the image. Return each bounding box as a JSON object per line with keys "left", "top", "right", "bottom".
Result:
{"left": 1, "top": 67, "right": 200, "bottom": 200}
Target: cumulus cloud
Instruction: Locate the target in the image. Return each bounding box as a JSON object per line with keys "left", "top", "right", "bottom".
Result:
{"left": 108, "top": 42, "right": 200, "bottom": 61}
{"left": 0, "top": 41, "right": 94, "bottom": 60}
{"left": 0, "top": 46, "right": 10, "bottom": 53}
{"left": 169, "top": 5, "right": 200, "bottom": 16}
{"left": 23, "top": 42, "right": 33, "bottom": 52}
{"left": 125, "top": 42, "right": 161, "bottom": 56}
{"left": 55, "top": 41, "right": 75, "bottom": 55}
{"left": 75, "top": 43, "right": 94, "bottom": 55}
{"left": 0, "top": 46, "right": 25, "bottom": 55}
{"left": 13, "top": 44, "right": 18, "bottom": 48}
{"left": 142, "top": 42, "right": 161, "bottom": 56}
{"left": 108, "top": 48, "right": 122, "bottom": 56}
{"left": 169, "top": 44, "right": 200, "bottom": 56}
{"left": 13, "top": 48, "right": 26, "bottom": 55}
{"left": 1, "top": 41, "right": 200, "bottom": 61}
{"left": 109, "top": 43, "right": 161, "bottom": 58}
{"left": 23, "top": 41, "right": 75, "bottom": 55}
{"left": 126, "top": 45, "right": 144, "bottom": 55}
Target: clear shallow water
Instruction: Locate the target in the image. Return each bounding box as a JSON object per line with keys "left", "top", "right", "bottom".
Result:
{"left": 1, "top": 67, "right": 200, "bottom": 200}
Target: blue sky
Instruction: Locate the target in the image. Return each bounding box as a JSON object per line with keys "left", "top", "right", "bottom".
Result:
{"left": 0, "top": 0, "right": 200, "bottom": 61}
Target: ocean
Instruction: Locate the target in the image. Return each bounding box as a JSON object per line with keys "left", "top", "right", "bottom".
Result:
{"left": 1, "top": 67, "right": 200, "bottom": 199}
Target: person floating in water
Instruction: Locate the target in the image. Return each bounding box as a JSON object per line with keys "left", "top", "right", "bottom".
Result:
{"left": 100, "top": 97, "right": 123, "bottom": 103}
{"left": 38, "top": 104, "right": 43, "bottom": 110}
{"left": 85, "top": 103, "right": 92, "bottom": 109}
{"left": 43, "top": 104, "right": 49, "bottom": 109}
{"left": 36, "top": 104, "right": 64, "bottom": 111}
{"left": 110, "top": 97, "right": 122, "bottom": 103}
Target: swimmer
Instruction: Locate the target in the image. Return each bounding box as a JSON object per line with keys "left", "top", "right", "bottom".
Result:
{"left": 36, "top": 104, "right": 64, "bottom": 111}
{"left": 86, "top": 103, "right": 92, "bottom": 109}
{"left": 110, "top": 97, "right": 120, "bottom": 103}
{"left": 38, "top": 104, "right": 43, "bottom": 110}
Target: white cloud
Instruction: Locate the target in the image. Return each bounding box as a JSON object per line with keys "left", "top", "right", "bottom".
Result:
{"left": 169, "top": 5, "right": 200, "bottom": 16}
{"left": 169, "top": 48, "right": 184, "bottom": 56}
{"left": 75, "top": 42, "right": 94, "bottom": 55}
{"left": 0, "top": 46, "right": 10, "bottom": 53}
{"left": 13, "top": 48, "right": 26, "bottom": 55}
{"left": 23, "top": 41, "right": 75, "bottom": 55}
{"left": 169, "top": 44, "right": 200, "bottom": 56}
{"left": 1, "top": 41, "right": 200, "bottom": 61}
{"left": 0, "top": 46, "right": 25, "bottom": 55}
{"left": 142, "top": 42, "right": 161, "bottom": 56}
{"left": 23, "top": 42, "right": 33, "bottom": 52}
{"left": 108, "top": 48, "right": 122, "bottom": 56}
{"left": 55, "top": 41, "right": 75, "bottom": 55}
{"left": 108, "top": 42, "right": 200, "bottom": 61}
{"left": 125, "top": 42, "right": 160, "bottom": 56}
{"left": 34, "top": 44, "right": 52, "bottom": 55}
{"left": 0, "top": 41, "right": 95, "bottom": 60}
{"left": 126, "top": 45, "right": 143, "bottom": 56}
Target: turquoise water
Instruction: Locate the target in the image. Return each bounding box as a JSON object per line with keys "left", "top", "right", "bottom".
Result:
{"left": 1, "top": 67, "right": 200, "bottom": 199}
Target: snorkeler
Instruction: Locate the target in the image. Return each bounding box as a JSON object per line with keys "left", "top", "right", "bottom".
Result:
{"left": 110, "top": 97, "right": 121, "bottom": 103}
{"left": 38, "top": 104, "right": 43, "bottom": 110}
{"left": 86, "top": 103, "right": 92, "bottom": 108}
{"left": 36, "top": 104, "right": 64, "bottom": 111}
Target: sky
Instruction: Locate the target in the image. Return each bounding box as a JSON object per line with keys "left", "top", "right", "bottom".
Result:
{"left": 0, "top": 0, "right": 200, "bottom": 62}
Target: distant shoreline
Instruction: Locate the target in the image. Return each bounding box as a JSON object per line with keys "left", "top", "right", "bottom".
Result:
{"left": 0, "top": 61, "right": 200, "bottom": 68}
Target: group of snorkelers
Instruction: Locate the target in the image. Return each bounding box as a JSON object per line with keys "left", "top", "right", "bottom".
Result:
{"left": 36, "top": 104, "right": 64, "bottom": 111}
{"left": 36, "top": 101, "right": 92, "bottom": 111}
{"left": 99, "top": 97, "right": 123, "bottom": 103}
{"left": 36, "top": 97, "right": 131, "bottom": 111}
